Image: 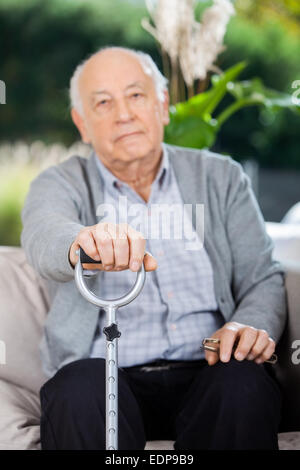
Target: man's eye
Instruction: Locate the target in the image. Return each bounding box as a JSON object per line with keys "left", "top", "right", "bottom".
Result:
{"left": 97, "top": 100, "right": 108, "bottom": 106}
{"left": 131, "top": 93, "right": 142, "bottom": 98}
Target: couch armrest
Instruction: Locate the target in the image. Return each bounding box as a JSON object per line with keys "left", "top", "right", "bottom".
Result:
{"left": 266, "top": 222, "right": 300, "bottom": 265}
{"left": 274, "top": 262, "right": 300, "bottom": 432}
{"left": 0, "top": 379, "right": 40, "bottom": 450}
{"left": 0, "top": 246, "right": 49, "bottom": 394}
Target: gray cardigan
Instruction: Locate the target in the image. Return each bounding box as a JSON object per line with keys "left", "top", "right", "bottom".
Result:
{"left": 20, "top": 143, "right": 287, "bottom": 378}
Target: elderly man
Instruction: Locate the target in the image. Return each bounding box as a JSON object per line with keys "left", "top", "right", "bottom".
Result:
{"left": 21, "top": 46, "right": 287, "bottom": 450}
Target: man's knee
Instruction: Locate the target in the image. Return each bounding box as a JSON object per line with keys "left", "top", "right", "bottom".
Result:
{"left": 175, "top": 359, "right": 281, "bottom": 449}
{"left": 176, "top": 358, "right": 282, "bottom": 438}
{"left": 40, "top": 358, "right": 106, "bottom": 407}
{"left": 201, "top": 359, "right": 281, "bottom": 408}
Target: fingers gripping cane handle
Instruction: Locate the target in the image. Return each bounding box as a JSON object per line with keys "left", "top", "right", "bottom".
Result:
{"left": 79, "top": 247, "right": 102, "bottom": 264}
{"left": 74, "top": 247, "right": 147, "bottom": 450}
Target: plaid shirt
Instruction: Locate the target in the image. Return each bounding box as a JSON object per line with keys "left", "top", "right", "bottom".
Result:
{"left": 89, "top": 144, "right": 224, "bottom": 366}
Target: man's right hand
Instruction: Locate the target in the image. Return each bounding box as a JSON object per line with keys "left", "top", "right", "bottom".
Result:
{"left": 68, "top": 222, "right": 157, "bottom": 272}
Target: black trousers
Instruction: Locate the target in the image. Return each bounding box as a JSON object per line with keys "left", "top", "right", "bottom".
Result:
{"left": 40, "top": 357, "right": 282, "bottom": 450}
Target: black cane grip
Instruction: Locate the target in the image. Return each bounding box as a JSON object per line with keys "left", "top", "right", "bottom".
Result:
{"left": 79, "top": 247, "right": 102, "bottom": 264}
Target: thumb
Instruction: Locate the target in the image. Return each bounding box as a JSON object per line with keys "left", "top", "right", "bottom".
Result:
{"left": 143, "top": 251, "right": 158, "bottom": 271}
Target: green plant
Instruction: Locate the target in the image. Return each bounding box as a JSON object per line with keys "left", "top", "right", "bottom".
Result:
{"left": 164, "top": 61, "right": 300, "bottom": 149}
{"left": 0, "top": 164, "right": 40, "bottom": 246}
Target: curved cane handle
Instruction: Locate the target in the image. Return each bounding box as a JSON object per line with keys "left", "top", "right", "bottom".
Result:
{"left": 74, "top": 248, "right": 146, "bottom": 309}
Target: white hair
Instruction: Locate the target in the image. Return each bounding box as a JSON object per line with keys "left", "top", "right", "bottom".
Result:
{"left": 69, "top": 46, "right": 169, "bottom": 115}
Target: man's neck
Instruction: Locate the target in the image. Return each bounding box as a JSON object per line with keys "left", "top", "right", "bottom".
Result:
{"left": 98, "top": 148, "right": 163, "bottom": 202}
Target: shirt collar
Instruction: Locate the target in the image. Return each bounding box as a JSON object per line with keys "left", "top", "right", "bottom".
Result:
{"left": 93, "top": 142, "right": 169, "bottom": 191}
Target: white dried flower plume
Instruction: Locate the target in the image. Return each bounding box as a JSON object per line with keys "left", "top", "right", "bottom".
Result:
{"left": 142, "top": 0, "right": 235, "bottom": 87}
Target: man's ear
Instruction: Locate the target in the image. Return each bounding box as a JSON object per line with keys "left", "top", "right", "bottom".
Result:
{"left": 71, "top": 108, "right": 91, "bottom": 144}
{"left": 162, "top": 89, "right": 170, "bottom": 126}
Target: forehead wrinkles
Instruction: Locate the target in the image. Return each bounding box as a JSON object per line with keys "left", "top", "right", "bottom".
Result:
{"left": 92, "top": 81, "right": 148, "bottom": 98}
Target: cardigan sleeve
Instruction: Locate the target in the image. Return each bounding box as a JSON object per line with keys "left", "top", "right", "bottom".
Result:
{"left": 21, "top": 164, "right": 85, "bottom": 283}
{"left": 224, "top": 160, "right": 288, "bottom": 343}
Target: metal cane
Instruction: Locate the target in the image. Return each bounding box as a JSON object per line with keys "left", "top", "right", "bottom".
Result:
{"left": 74, "top": 247, "right": 146, "bottom": 450}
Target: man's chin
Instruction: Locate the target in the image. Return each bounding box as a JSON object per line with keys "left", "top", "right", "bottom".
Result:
{"left": 116, "top": 145, "right": 152, "bottom": 161}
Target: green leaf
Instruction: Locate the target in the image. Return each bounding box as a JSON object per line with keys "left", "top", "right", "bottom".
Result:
{"left": 164, "top": 115, "right": 217, "bottom": 149}
{"left": 164, "top": 61, "right": 300, "bottom": 150}
{"left": 182, "top": 61, "right": 248, "bottom": 118}
{"left": 226, "top": 77, "right": 300, "bottom": 112}
{"left": 164, "top": 62, "right": 248, "bottom": 149}
{"left": 216, "top": 77, "right": 300, "bottom": 126}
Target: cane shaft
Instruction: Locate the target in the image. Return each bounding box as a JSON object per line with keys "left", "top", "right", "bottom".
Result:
{"left": 106, "top": 306, "right": 118, "bottom": 450}
{"left": 74, "top": 248, "right": 146, "bottom": 451}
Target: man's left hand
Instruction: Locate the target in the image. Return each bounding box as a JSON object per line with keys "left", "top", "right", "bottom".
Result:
{"left": 204, "top": 322, "right": 276, "bottom": 366}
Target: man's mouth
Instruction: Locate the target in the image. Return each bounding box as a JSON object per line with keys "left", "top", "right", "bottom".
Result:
{"left": 116, "top": 131, "right": 143, "bottom": 141}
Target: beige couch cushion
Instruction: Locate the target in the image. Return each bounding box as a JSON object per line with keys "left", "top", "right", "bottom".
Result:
{"left": 0, "top": 379, "right": 40, "bottom": 450}
{"left": 0, "top": 246, "right": 49, "bottom": 395}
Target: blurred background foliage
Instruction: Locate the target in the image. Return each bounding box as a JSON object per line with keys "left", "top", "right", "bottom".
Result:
{"left": 0, "top": 0, "right": 299, "bottom": 167}
{"left": 0, "top": 0, "right": 300, "bottom": 245}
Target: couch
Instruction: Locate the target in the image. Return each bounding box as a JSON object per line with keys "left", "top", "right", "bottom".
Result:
{"left": 0, "top": 243, "right": 300, "bottom": 450}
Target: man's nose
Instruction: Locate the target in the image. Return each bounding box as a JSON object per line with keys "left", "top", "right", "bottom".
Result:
{"left": 115, "top": 98, "right": 133, "bottom": 121}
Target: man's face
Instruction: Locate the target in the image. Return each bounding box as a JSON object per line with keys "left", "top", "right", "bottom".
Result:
{"left": 71, "top": 50, "right": 170, "bottom": 164}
